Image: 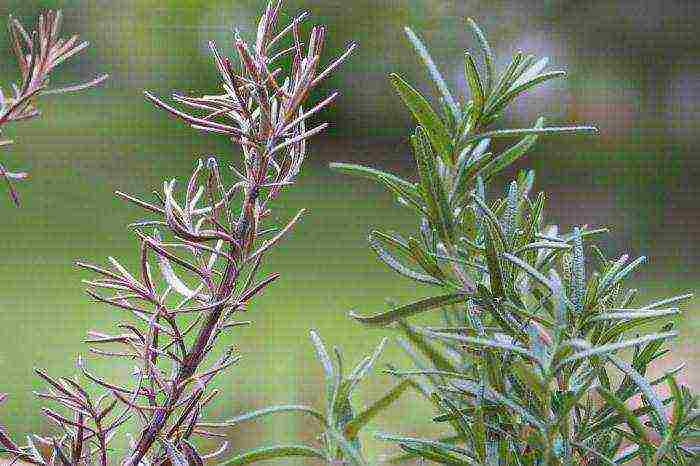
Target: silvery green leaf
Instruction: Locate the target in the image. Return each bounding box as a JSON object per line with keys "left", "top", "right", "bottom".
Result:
{"left": 426, "top": 331, "right": 541, "bottom": 364}
{"left": 398, "top": 320, "right": 460, "bottom": 374}
{"left": 462, "top": 125, "right": 598, "bottom": 146}
{"left": 404, "top": 26, "right": 460, "bottom": 120}
{"left": 555, "top": 332, "right": 677, "bottom": 371}
{"left": 309, "top": 331, "right": 337, "bottom": 411}
{"left": 643, "top": 292, "right": 694, "bottom": 310}
{"left": 198, "top": 404, "right": 326, "bottom": 428}
{"left": 502, "top": 252, "right": 553, "bottom": 293}
{"left": 343, "top": 379, "right": 411, "bottom": 439}
{"left": 479, "top": 117, "right": 545, "bottom": 181}
{"left": 390, "top": 73, "right": 453, "bottom": 163}
{"left": 328, "top": 162, "right": 416, "bottom": 194}
{"left": 349, "top": 293, "right": 469, "bottom": 326}
{"left": 464, "top": 52, "right": 485, "bottom": 114}
{"left": 466, "top": 18, "right": 495, "bottom": 92}
{"left": 369, "top": 234, "right": 441, "bottom": 285}
{"left": 487, "top": 52, "right": 524, "bottom": 108}
{"left": 220, "top": 444, "right": 326, "bottom": 465}
{"left": 608, "top": 354, "right": 669, "bottom": 433}
{"left": 571, "top": 227, "right": 586, "bottom": 313}
{"left": 375, "top": 432, "right": 478, "bottom": 465}
{"left": 489, "top": 71, "right": 566, "bottom": 114}
{"left": 347, "top": 337, "right": 387, "bottom": 389}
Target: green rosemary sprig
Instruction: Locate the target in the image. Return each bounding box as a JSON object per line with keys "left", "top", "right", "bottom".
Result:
{"left": 333, "top": 18, "right": 698, "bottom": 466}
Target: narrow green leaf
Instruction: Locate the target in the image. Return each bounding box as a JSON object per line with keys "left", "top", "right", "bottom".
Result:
{"left": 480, "top": 117, "right": 545, "bottom": 180}
{"left": 408, "top": 237, "right": 446, "bottom": 281}
{"left": 484, "top": 221, "right": 506, "bottom": 297}
{"left": 404, "top": 26, "right": 460, "bottom": 120}
{"left": 411, "top": 131, "right": 440, "bottom": 219}
{"left": 665, "top": 374, "right": 685, "bottom": 433}
{"left": 328, "top": 162, "right": 415, "bottom": 194}
{"left": 413, "top": 127, "right": 454, "bottom": 242}
{"left": 595, "top": 387, "right": 650, "bottom": 447}
{"left": 344, "top": 379, "right": 411, "bottom": 439}
{"left": 464, "top": 52, "right": 485, "bottom": 113}
{"left": 348, "top": 337, "right": 387, "bottom": 385}
{"left": 370, "top": 230, "right": 411, "bottom": 256}
{"left": 375, "top": 433, "right": 478, "bottom": 465}
{"left": 426, "top": 331, "right": 541, "bottom": 364}
{"left": 487, "top": 52, "right": 524, "bottom": 108}
{"left": 221, "top": 444, "right": 326, "bottom": 465}
{"left": 349, "top": 293, "right": 468, "bottom": 326}
{"left": 469, "top": 193, "right": 506, "bottom": 244}
{"left": 309, "top": 330, "right": 335, "bottom": 381}
{"left": 570, "top": 226, "right": 586, "bottom": 313}
{"left": 582, "top": 396, "right": 674, "bottom": 440}
{"left": 398, "top": 320, "right": 460, "bottom": 373}
{"left": 462, "top": 125, "right": 598, "bottom": 146}
{"left": 451, "top": 152, "right": 495, "bottom": 203}
{"left": 556, "top": 332, "right": 677, "bottom": 370}
{"left": 489, "top": 71, "right": 566, "bottom": 114}
{"left": 466, "top": 18, "right": 495, "bottom": 92}
{"left": 451, "top": 381, "right": 545, "bottom": 429}
{"left": 198, "top": 404, "right": 326, "bottom": 428}
{"left": 643, "top": 292, "right": 694, "bottom": 310}
{"left": 502, "top": 181, "right": 519, "bottom": 245}
{"left": 608, "top": 354, "right": 669, "bottom": 433}
{"left": 434, "top": 394, "right": 472, "bottom": 443}
{"left": 390, "top": 73, "right": 453, "bottom": 163}
{"left": 394, "top": 338, "right": 435, "bottom": 397}
{"left": 590, "top": 308, "right": 680, "bottom": 323}
{"left": 503, "top": 252, "right": 553, "bottom": 293}
{"left": 369, "top": 234, "right": 442, "bottom": 285}
{"left": 377, "top": 174, "right": 425, "bottom": 214}
{"left": 605, "top": 256, "right": 646, "bottom": 292}
{"left": 512, "top": 360, "right": 547, "bottom": 400}
{"left": 514, "top": 56, "right": 550, "bottom": 86}
{"left": 596, "top": 253, "right": 628, "bottom": 291}
{"left": 380, "top": 436, "right": 462, "bottom": 464}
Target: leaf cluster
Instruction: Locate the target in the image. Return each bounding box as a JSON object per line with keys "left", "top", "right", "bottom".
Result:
{"left": 0, "top": 10, "right": 107, "bottom": 206}
{"left": 333, "top": 19, "right": 698, "bottom": 466}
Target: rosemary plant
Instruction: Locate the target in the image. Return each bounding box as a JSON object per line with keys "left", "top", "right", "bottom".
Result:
{"left": 330, "top": 20, "right": 699, "bottom": 465}
{"left": 0, "top": 1, "right": 352, "bottom": 464}
{"left": 0, "top": 10, "right": 107, "bottom": 206}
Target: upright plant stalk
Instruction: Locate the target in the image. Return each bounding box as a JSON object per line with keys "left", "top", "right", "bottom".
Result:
{"left": 114, "top": 0, "right": 351, "bottom": 463}
{"left": 0, "top": 10, "right": 108, "bottom": 206}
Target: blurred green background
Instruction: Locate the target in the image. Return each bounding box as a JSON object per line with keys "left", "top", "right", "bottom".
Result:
{"left": 0, "top": 0, "right": 698, "bottom": 462}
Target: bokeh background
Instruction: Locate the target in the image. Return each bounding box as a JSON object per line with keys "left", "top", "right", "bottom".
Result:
{"left": 0, "top": 0, "right": 698, "bottom": 462}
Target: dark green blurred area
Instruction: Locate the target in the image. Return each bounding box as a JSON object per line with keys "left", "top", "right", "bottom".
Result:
{"left": 0, "top": 0, "right": 698, "bottom": 462}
